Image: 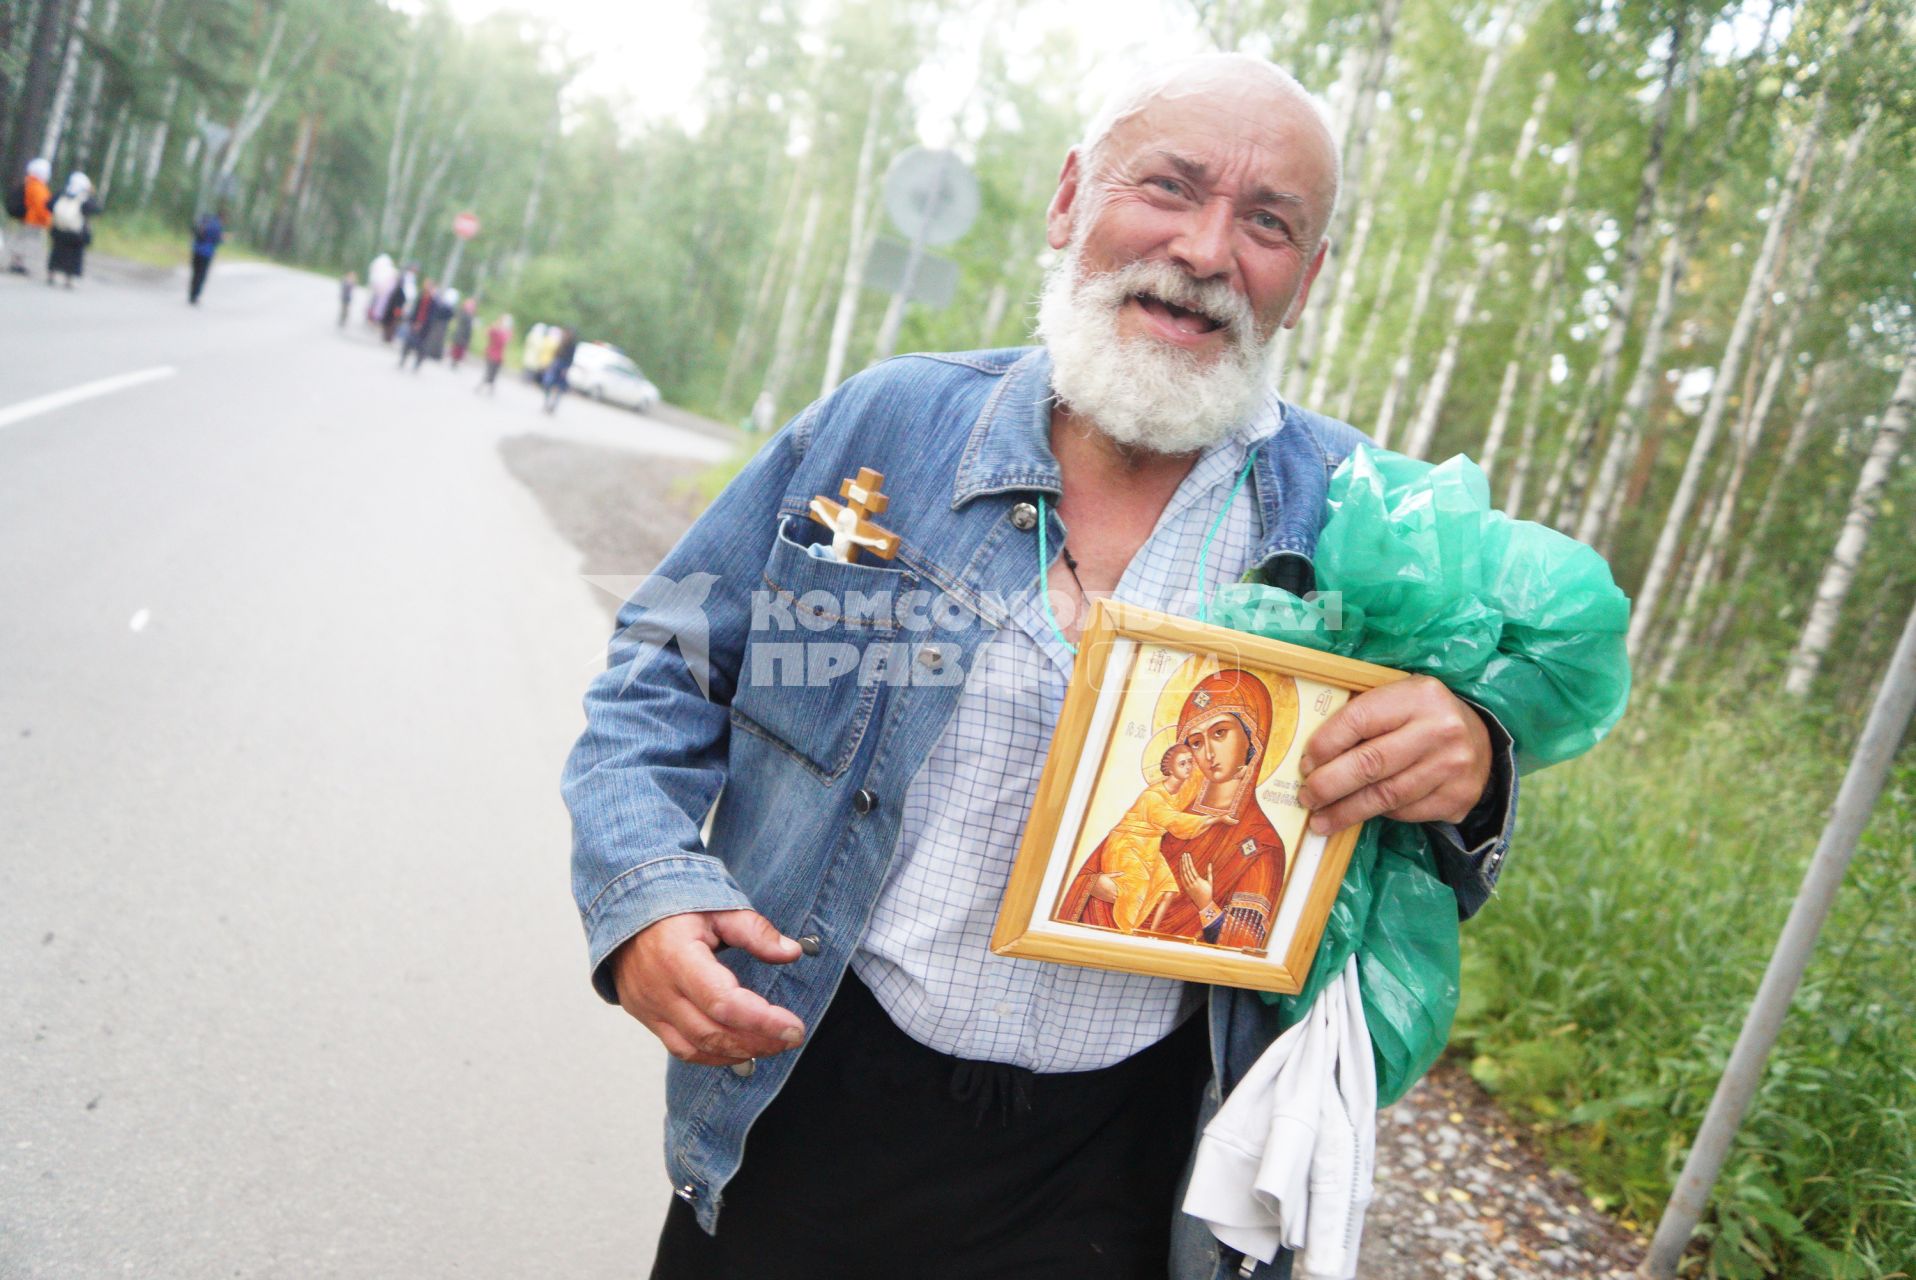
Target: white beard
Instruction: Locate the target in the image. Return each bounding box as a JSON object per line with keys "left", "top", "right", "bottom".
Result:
{"left": 1036, "top": 245, "right": 1282, "bottom": 455}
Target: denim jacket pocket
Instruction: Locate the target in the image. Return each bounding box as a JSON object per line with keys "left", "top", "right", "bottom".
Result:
{"left": 730, "top": 515, "right": 916, "bottom": 782}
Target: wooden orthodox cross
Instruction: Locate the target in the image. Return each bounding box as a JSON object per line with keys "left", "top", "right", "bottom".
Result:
{"left": 807, "top": 467, "right": 902, "bottom": 565}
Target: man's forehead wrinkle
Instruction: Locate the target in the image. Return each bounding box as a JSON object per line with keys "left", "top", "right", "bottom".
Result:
{"left": 1134, "top": 147, "right": 1311, "bottom": 212}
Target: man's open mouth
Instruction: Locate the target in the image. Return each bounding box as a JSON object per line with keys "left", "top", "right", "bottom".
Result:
{"left": 1132, "top": 292, "right": 1224, "bottom": 336}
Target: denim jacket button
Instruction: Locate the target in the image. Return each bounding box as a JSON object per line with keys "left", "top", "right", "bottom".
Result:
{"left": 853, "top": 788, "right": 877, "bottom": 815}
{"left": 917, "top": 644, "right": 944, "bottom": 669}
{"left": 1009, "top": 502, "right": 1038, "bottom": 531}
{"left": 796, "top": 934, "right": 823, "bottom": 956}
{"left": 729, "top": 1058, "right": 756, "bottom": 1079}
{"left": 674, "top": 1182, "right": 699, "bottom": 1203}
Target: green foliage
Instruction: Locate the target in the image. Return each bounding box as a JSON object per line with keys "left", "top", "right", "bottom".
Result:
{"left": 1456, "top": 694, "right": 1916, "bottom": 1276}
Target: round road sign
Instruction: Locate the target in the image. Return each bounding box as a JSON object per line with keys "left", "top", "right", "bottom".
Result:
{"left": 882, "top": 148, "right": 978, "bottom": 247}
{"left": 452, "top": 211, "right": 481, "bottom": 240}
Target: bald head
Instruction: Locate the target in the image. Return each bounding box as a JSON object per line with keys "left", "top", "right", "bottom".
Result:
{"left": 1075, "top": 54, "right": 1341, "bottom": 249}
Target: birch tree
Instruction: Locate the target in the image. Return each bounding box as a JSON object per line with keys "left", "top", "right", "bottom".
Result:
{"left": 38, "top": 0, "right": 90, "bottom": 161}
{"left": 1401, "top": 71, "right": 1554, "bottom": 460}
{"left": 1295, "top": 0, "right": 1401, "bottom": 393}
{"left": 1579, "top": 0, "right": 1785, "bottom": 547}
{"left": 1627, "top": 4, "right": 1866, "bottom": 658}
{"left": 1371, "top": 2, "right": 1519, "bottom": 447}
{"left": 1710, "top": 361, "right": 1833, "bottom": 646}
{"left": 1480, "top": 139, "right": 1580, "bottom": 477}
{"left": 1544, "top": 11, "right": 1688, "bottom": 528}
{"left": 758, "top": 190, "right": 825, "bottom": 418}
{"left": 1333, "top": 130, "right": 1437, "bottom": 423}
{"left": 1784, "top": 342, "right": 1915, "bottom": 696}
{"left": 1304, "top": 120, "right": 1395, "bottom": 408}
{"left": 820, "top": 80, "right": 888, "bottom": 396}
{"left": 1652, "top": 114, "right": 1874, "bottom": 684}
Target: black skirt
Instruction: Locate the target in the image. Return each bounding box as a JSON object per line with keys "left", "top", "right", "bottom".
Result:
{"left": 48, "top": 227, "right": 86, "bottom": 276}
{"left": 650, "top": 974, "right": 1211, "bottom": 1280}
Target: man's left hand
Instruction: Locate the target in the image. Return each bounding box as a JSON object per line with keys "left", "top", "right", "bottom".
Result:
{"left": 1297, "top": 676, "right": 1491, "bottom": 834}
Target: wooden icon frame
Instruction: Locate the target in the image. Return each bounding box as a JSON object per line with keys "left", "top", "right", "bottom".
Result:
{"left": 991, "top": 600, "right": 1409, "bottom": 994}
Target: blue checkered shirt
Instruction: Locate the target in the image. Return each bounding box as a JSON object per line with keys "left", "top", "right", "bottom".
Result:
{"left": 850, "top": 401, "right": 1285, "bottom": 1072}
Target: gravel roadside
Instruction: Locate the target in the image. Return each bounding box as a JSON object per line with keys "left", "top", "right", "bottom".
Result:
{"left": 503, "top": 432, "right": 1651, "bottom": 1280}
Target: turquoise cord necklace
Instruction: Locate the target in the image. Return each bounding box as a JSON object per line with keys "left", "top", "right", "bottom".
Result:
{"left": 1036, "top": 443, "right": 1261, "bottom": 656}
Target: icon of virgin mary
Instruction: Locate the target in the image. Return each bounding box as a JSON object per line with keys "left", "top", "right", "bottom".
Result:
{"left": 1057, "top": 667, "right": 1288, "bottom": 953}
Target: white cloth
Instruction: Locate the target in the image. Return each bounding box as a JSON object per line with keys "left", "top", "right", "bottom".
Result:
{"left": 1181, "top": 956, "right": 1377, "bottom": 1276}
{"left": 851, "top": 395, "right": 1286, "bottom": 1071}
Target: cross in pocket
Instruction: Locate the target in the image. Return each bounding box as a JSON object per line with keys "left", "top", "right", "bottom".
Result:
{"left": 808, "top": 467, "right": 902, "bottom": 565}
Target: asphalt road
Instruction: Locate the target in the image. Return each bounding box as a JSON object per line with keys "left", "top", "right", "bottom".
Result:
{"left": 0, "top": 256, "right": 731, "bottom": 1278}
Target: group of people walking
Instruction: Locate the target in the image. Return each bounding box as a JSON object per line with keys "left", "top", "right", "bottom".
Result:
{"left": 4, "top": 155, "right": 233, "bottom": 305}
{"left": 6, "top": 159, "right": 100, "bottom": 287}
{"left": 349, "top": 252, "right": 521, "bottom": 395}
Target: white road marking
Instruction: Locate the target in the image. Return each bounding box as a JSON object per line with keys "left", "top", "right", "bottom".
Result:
{"left": 0, "top": 366, "right": 178, "bottom": 431}
{"left": 129, "top": 609, "right": 151, "bottom": 632}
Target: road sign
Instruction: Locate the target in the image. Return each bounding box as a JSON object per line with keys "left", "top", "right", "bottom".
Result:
{"left": 452, "top": 212, "right": 481, "bottom": 240}
{"left": 863, "top": 237, "right": 958, "bottom": 309}
{"left": 882, "top": 148, "right": 979, "bottom": 247}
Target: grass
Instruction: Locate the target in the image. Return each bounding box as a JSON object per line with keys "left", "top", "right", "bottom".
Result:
{"left": 1456, "top": 692, "right": 1915, "bottom": 1278}
{"left": 90, "top": 212, "right": 273, "bottom": 270}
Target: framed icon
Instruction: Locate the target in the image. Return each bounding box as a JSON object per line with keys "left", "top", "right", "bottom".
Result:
{"left": 991, "top": 600, "right": 1409, "bottom": 994}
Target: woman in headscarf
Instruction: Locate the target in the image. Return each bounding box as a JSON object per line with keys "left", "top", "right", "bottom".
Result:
{"left": 6, "top": 158, "right": 53, "bottom": 275}
{"left": 46, "top": 172, "right": 100, "bottom": 288}
{"left": 1060, "top": 668, "right": 1289, "bottom": 952}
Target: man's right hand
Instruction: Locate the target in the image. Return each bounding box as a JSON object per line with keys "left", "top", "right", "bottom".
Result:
{"left": 609, "top": 910, "right": 807, "bottom": 1067}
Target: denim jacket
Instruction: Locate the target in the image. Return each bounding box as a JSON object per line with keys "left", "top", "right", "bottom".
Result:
{"left": 563, "top": 347, "right": 1516, "bottom": 1280}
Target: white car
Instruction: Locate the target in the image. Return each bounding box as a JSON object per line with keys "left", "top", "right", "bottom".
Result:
{"left": 567, "top": 342, "right": 661, "bottom": 413}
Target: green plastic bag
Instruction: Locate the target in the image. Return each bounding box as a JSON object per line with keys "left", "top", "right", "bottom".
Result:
{"left": 1211, "top": 446, "right": 1631, "bottom": 1104}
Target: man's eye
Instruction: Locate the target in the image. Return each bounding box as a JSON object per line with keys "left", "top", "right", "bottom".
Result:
{"left": 1151, "top": 177, "right": 1183, "bottom": 195}
{"left": 1252, "top": 212, "right": 1287, "bottom": 234}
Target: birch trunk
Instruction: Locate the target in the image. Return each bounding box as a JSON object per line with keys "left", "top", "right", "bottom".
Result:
{"left": 1711, "top": 361, "right": 1832, "bottom": 645}
{"left": 1592, "top": 0, "right": 1830, "bottom": 549}
{"left": 1297, "top": 0, "right": 1400, "bottom": 391}
{"left": 1656, "top": 114, "right": 1871, "bottom": 675}
{"left": 721, "top": 161, "right": 805, "bottom": 409}
{"left": 1371, "top": 2, "right": 1518, "bottom": 447}
{"left": 1481, "top": 141, "right": 1581, "bottom": 476}
{"left": 216, "top": 13, "right": 315, "bottom": 189}
{"left": 1401, "top": 73, "right": 1554, "bottom": 460}
{"left": 1305, "top": 121, "right": 1396, "bottom": 408}
{"left": 1584, "top": 225, "right": 1683, "bottom": 548}
{"left": 98, "top": 106, "right": 129, "bottom": 199}
{"left": 1402, "top": 244, "right": 1502, "bottom": 459}
{"left": 379, "top": 40, "right": 421, "bottom": 249}
{"left": 512, "top": 94, "right": 562, "bottom": 274}
{"left": 1536, "top": 370, "right": 1600, "bottom": 525}
{"left": 1503, "top": 352, "right": 1556, "bottom": 517}
{"left": 1332, "top": 235, "right": 1403, "bottom": 424}
{"left": 268, "top": 112, "right": 319, "bottom": 255}
{"left": 1549, "top": 13, "right": 1688, "bottom": 529}
{"left": 1331, "top": 131, "right": 1435, "bottom": 423}
{"left": 820, "top": 80, "right": 887, "bottom": 396}
{"left": 1784, "top": 344, "right": 1915, "bottom": 696}
{"left": 72, "top": 0, "right": 119, "bottom": 163}
{"left": 396, "top": 115, "right": 470, "bottom": 266}
{"left": 39, "top": 0, "right": 91, "bottom": 162}
{"left": 1626, "top": 7, "right": 1857, "bottom": 659}
{"left": 759, "top": 191, "right": 825, "bottom": 417}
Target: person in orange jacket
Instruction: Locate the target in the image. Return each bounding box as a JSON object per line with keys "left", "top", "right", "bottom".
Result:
{"left": 4, "top": 158, "right": 53, "bottom": 276}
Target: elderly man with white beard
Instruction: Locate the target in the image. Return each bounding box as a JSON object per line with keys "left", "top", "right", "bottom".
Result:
{"left": 565, "top": 52, "right": 1518, "bottom": 1280}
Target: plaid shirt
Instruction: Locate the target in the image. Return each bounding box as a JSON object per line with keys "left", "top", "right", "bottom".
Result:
{"left": 851, "top": 405, "right": 1283, "bottom": 1072}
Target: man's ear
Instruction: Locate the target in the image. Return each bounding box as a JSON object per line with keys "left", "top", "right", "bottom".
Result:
{"left": 1045, "top": 149, "right": 1085, "bottom": 252}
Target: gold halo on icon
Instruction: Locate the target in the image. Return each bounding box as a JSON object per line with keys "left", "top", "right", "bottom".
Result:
{"left": 1143, "top": 650, "right": 1299, "bottom": 787}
